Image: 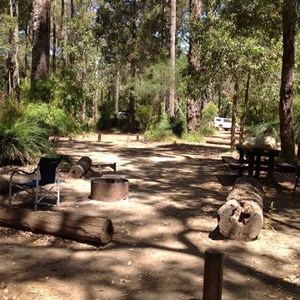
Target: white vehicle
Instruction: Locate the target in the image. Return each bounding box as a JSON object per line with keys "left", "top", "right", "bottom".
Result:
{"left": 213, "top": 117, "right": 238, "bottom": 131}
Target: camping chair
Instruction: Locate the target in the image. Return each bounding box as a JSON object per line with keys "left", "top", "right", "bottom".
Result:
{"left": 9, "top": 157, "right": 62, "bottom": 210}
{"left": 293, "top": 166, "right": 300, "bottom": 196}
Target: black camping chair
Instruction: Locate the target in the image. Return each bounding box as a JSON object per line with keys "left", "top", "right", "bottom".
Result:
{"left": 9, "top": 157, "right": 62, "bottom": 210}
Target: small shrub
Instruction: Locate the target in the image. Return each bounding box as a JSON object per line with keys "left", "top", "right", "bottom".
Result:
{"left": 169, "top": 116, "right": 185, "bottom": 138}
{"left": 0, "top": 118, "right": 51, "bottom": 165}
{"left": 145, "top": 117, "right": 172, "bottom": 141}
{"left": 248, "top": 120, "right": 280, "bottom": 141}
{"left": 0, "top": 100, "right": 51, "bottom": 165}
{"left": 201, "top": 102, "right": 218, "bottom": 130}
{"left": 182, "top": 132, "right": 204, "bottom": 143}
{"left": 145, "top": 115, "right": 185, "bottom": 141}
{"left": 24, "top": 103, "right": 73, "bottom": 137}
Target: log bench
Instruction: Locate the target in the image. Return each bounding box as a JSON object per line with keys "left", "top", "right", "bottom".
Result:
{"left": 98, "top": 162, "right": 116, "bottom": 174}
{"left": 222, "top": 156, "right": 295, "bottom": 177}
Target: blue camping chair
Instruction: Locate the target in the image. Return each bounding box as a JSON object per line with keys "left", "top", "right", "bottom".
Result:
{"left": 9, "top": 157, "right": 62, "bottom": 210}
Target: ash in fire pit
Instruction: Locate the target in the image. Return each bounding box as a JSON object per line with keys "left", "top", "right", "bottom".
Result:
{"left": 91, "top": 175, "right": 129, "bottom": 201}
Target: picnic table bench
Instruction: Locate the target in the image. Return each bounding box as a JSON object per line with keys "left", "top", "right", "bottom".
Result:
{"left": 222, "top": 145, "right": 297, "bottom": 178}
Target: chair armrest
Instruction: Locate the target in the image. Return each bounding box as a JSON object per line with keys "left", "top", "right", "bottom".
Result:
{"left": 9, "top": 168, "right": 38, "bottom": 182}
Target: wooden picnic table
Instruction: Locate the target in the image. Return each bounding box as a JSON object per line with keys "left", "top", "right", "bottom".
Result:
{"left": 236, "top": 144, "right": 281, "bottom": 178}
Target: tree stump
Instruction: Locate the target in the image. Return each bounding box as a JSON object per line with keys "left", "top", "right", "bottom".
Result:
{"left": 215, "top": 177, "right": 264, "bottom": 241}
{"left": 0, "top": 205, "right": 114, "bottom": 244}
{"left": 69, "top": 156, "right": 92, "bottom": 178}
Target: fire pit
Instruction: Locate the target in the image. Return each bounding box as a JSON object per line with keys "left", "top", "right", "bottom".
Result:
{"left": 91, "top": 175, "right": 129, "bottom": 201}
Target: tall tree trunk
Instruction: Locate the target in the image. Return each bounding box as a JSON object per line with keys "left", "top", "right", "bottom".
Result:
{"left": 81, "top": 51, "right": 88, "bottom": 124}
{"left": 60, "top": 0, "right": 66, "bottom": 70}
{"left": 230, "top": 76, "right": 239, "bottom": 149}
{"left": 52, "top": 0, "right": 57, "bottom": 72}
{"left": 5, "top": 0, "right": 14, "bottom": 98}
{"left": 31, "top": 0, "right": 51, "bottom": 82}
{"left": 186, "top": 0, "right": 201, "bottom": 133}
{"left": 167, "top": 0, "right": 176, "bottom": 118}
{"left": 279, "top": 0, "right": 296, "bottom": 162}
{"left": 239, "top": 71, "right": 251, "bottom": 143}
{"left": 12, "top": 0, "right": 20, "bottom": 104}
{"left": 8, "top": 0, "right": 20, "bottom": 105}
{"left": 69, "top": 0, "right": 75, "bottom": 65}
{"left": 24, "top": 23, "right": 29, "bottom": 72}
{"left": 94, "top": 58, "right": 99, "bottom": 123}
{"left": 128, "top": 63, "right": 136, "bottom": 132}
{"left": 128, "top": 0, "right": 138, "bottom": 132}
{"left": 115, "top": 63, "right": 121, "bottom": 116}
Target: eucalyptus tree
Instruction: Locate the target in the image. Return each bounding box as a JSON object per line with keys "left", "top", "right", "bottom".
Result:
{"left": 31, "top": 0, "right": 51, "bottom": 82}
{"left": 220, "top": 0, "right": 297, "bottom": 159}
{"left": 10, "top": 0, "right": 20, "bottom": 103}
{"left": 0, "top": 1, "right": 15, "bottom": 99}
{"left": 279, "top": 0, "right": 297, "bottom": 162}
{"left": 168, "top": 0, "right": 176, "bottom": 118}
{"left": 95, "top": 0, "right": 175, "bottom": 131}
{"left": 186, "top": 0, "right": 201, "bottom": 133}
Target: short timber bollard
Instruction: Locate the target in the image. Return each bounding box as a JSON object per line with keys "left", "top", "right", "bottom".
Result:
{"left": 203, "top": 249, "right": 223, "bottom": 300}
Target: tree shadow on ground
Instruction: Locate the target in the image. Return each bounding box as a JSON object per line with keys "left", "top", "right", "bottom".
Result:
{"left": 0, "top": 138, "right": 299, "bottom": 299}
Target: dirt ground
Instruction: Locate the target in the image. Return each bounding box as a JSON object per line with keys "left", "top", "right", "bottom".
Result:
{"left": 0, "top": 133, "right": 299, "bottom": 300}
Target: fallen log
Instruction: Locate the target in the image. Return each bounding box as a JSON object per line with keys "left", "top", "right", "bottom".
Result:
{"left": 0, "top": 205, "right": 114, "bottom": 245}
{"left": 214, "top": 177, "right": 264, "bottom": 241}
{"left": 69, "top": 156, "right": 92, "bottom": 178}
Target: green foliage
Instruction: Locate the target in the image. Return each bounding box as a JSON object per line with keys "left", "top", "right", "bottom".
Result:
{"left": 52, "top": 72, "right": 84, "bottom": 115}
{"left": 0, "top": 102, "right": 51, "bottom": 165}
{"left": 169, "top": 116, "right": 185, "bottom": 138}
{"left": 0, "top": 14, "right": 15, "bottom": 51}
{"left": 182, "top": 132, "right": 204, "bottom": 143}
{"left": 199, "top": 102, "right": 218, "bottom": 136}
{"left": 201, "top": 102, "right": 218, "bottom": 124}
{"left": 145, "top": 114, "right": 185, "bottom": 141}
{"left": 248, "top": 119, "right": 280, "bottom": 141}
{"left": 135, "top": 103, "right": 158, "bottom": 132}
{"left": 293, "top": 98, "right": 300, "bottom": 144}
{"left": 28, "top": 78, "right": 56, "bottom": 103}
{"left": 25, "top": 73, "right": 84, "bottom": 116}
{"left": 96, "top": 101, "right": 116, "bottom": 131}
{"left": 24, "top": 103, "right": 73, "bottom": 137}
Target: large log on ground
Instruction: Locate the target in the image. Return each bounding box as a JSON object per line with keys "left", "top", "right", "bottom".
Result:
{"left": 216, "top": 177, "right": 264, "bottom": 241}
{"left": 69, "top": 156, "right": 92, "bottom": 178}
{"left": 0, "top": 205, "right": 114, "bottom": 244}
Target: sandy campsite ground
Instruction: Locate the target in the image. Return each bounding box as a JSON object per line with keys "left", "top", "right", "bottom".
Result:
{"left": 0, "top": 132, "right": 299, "bottom": 300}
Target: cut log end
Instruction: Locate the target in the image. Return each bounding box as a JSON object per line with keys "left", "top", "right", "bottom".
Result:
{"left": 212, "top": 177, "right": 264, "bottom": 241}
{"left": 69, "top": 156, "right": 92, "bottom": 178}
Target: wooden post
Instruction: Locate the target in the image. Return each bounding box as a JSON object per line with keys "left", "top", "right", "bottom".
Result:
{"left": 98, "top": 133, "right": 102, "bottom": 142}
{"left": 203, "top": 249, "right": 223, "bottom": 300}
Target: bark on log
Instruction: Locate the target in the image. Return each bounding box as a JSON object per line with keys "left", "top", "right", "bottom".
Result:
{"left": 0, "top": 205, "right": 114, "bottom": 244}
{"left": 69, "top": 156, "right": 92, "bottom": 178}
{"left": 216, "top": 177, "right": 264, "bottom": 241}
